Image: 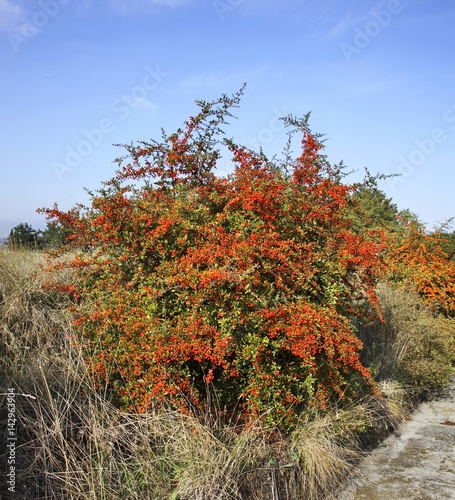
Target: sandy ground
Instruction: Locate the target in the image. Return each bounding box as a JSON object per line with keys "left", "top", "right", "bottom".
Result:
{"left": 336, "top": 379, "right": 455, "bottom": 500}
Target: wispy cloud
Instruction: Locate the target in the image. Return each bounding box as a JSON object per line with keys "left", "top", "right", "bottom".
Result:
{"left": 327, "top": 15, "right": 357, "bottom": 39}
{"left": 345, "top": 78, "right": 405, "bottom": 96}
{"left": 108, "top": 0, "right": 190, "bottom": 14}
{"left": 148, "top": 0, "right": 190, "bottom": 6}
{"left": 178, "top": 64, "right": 271, "bottom": 94}
{"left": 326, "top": 0, "right": 392, "bottom": 39}
{"left": 0, "top": 0, "right": 25, "bottom": 33}
{"left": 134, "top": 98, "right": 159, "bottom": 111}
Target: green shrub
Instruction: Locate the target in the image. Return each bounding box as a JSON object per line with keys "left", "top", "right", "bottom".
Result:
{"left": 356, "top": 282, "right": 455, "bottom": 392}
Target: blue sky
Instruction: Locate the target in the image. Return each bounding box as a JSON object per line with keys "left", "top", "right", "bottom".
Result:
{"left": 1, "top": 0, "right": 455, "bottom": 238}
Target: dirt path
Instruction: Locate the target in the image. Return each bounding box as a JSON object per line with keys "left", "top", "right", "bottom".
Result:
{"left": 336, "top": 379, "right": 455, "bottom": 500}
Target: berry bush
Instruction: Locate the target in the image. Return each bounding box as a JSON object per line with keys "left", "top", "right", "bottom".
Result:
{"left": 41, "top": 88, "right": 387, "bottom": 428}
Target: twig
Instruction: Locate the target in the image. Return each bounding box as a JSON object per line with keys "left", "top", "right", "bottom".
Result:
{"left": 0, "top": 393, "right": 37, "bottom": 400}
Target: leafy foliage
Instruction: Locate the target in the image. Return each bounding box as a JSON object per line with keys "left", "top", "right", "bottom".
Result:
{"left": 8, "top": 222, "right": 40, "bottom": 249}
{"left": 40, "top": 89, "right": 391, "bottom": 428}
{"left": 385, "top": 222, "right": 455, "bottom": 317}
{"left": 356, "top": 283, "right": 455, "bottom": 391}
{"left": 349, "top": 185, "right": 399, "bottom": 231}
{"left": 6, "top": 221, "right": 72, "bottom": 250}
{"left": 438, "top": 230, "right": 455, "bottom": 261}
{"left": 40, "top": 220, "right": 73, "bottom": 248}
{"left": 349, "top": 186, "right": 455, "bottom": 318}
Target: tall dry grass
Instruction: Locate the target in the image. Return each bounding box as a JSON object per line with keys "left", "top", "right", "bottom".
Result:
{"left": 0, "top": 249, "right": 429, "bottom": 499}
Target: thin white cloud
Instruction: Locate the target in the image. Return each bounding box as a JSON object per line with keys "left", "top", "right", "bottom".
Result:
{"left": 327, "top": 16, "right": 357, "bottom": 39}
{"left": 148, "top": 0, "right": 190, "bottom": 6}
{"left": 134, "top": 98, "right": 158, "bottom": 111}
{"left": 346, "top": 79, "right": 404, "bottom": 96}
{"left": 326, "top": 0, "right": 392, "bottom": 39}
{"left": 108, "top": 0, "right": 190, "bottom": 14}
{"left": 335, "top": 65, "right": 408, "bottom": 96}
{"left": 0, "top": 0, "right": 25, "bottom": 33}
{"left": 178, "top": 64, "right": 271, "bottom": 94}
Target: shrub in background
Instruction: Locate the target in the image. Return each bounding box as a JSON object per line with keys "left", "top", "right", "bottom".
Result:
{"left": 356, "top": 282, "right": 455, "bottom": 392}
{"left": 386, "top": 222, "right": 455, "bottom": 318}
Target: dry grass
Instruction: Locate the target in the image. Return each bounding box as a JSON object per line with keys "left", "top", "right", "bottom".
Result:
{"left": 0, "top": 249, "right": 446, "bottom": 499}
{"left": 0, "top": 248, "right": 273, "bottom": 498}
{"left": 288, "top": 404, "right": 366, "bottom": 500}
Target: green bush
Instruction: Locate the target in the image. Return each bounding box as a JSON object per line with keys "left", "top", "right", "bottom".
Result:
{"left": 356, "top": 283, "right": 455, "bottom": 392}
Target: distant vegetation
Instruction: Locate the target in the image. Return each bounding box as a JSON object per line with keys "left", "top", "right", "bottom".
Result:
{"left": 6, "top": 221, "right": 71, "bottom": 250}
{"left": 2, "top": 88, "right": 454, "bottom": 498}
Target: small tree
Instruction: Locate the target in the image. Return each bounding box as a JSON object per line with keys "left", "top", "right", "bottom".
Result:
{"left": 7, "top": 223, "right": 40, "bottom": 249}
{"left": 349, "top": 185, "right": 399, "bottom": 231}
{"left": 40, "top": 221, "right": 72, "bottom": 249}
